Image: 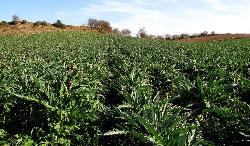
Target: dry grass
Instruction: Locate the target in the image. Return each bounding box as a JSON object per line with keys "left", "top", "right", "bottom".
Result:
{"left": 0, "top": 23, "right": 97, "bottom": 35}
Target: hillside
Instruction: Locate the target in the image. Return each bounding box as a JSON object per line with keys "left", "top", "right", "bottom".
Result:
{"left": 0, "top": 31, "right": 249, "bottom": 145}
{"left": 0, "top": 22, "right": 97, "bottom": 35}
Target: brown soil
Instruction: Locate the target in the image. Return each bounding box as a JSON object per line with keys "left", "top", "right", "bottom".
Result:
{"left": 178, "top": 34, "right": 250, "bottom": 42}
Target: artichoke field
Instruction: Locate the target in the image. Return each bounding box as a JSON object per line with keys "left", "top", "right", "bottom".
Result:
{"left": 0, "top": 32, "right": 249, "bottom": 145}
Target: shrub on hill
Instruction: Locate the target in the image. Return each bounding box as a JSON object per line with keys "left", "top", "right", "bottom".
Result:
{"left": 180, "top": 33, "right": 190, "bottom": 39}
{"left": 8, "top": 21, "right": 18, "bottom": 25}
{"left": 9, "top": 15, "right": 20, "bottom": 25}
{"left": 97, "top": 20, "right": 112, "bottom": 33}
{"left": 164, "top": 34, "right": 172, "bottom": 40}
{"left": 190, "top": 33, "right": 199, "bottom": 38}
{"left": 112, "top": 28, "right": 120, "bottom": 35}
{"left": 172, "top": 34, "right": 180, "bottom": 40}
{"left": 87, "top": 18, "right": 99, "bottom": 28}
{"left": 33, "top": 21, "right": 49, "bottom": 27}
{"left": 120, "top": 29, "right": 131, "bottom": 36}
{"left": 12, "top": 15, "right": 20, "bottom": 22}
{"left": 87, "top": 18, "right": 112, "bottom": 33}
{"left": 0, "top": 21, "right": 8, "bottom": 26}
{"left": 112, "top": 28, "right": 131, "bottom": 36}
{"left": 211, "top": 31, "right": 216, "bottom": 35}
{"left": 52, "top": 20, "right": 65, "bottom": 29}
{"left": 137, "top": 27, "right": 147, "bottom": 38}
{"left": 200, "top": 31, "right": 209, "bottom": 36}
{"left": 20, "top": 20, "right": 28, "bottom": 24}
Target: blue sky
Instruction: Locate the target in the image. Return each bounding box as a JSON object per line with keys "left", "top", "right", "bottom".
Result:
{"left": 1, "top": 0, "right": 250, "bottom": 35}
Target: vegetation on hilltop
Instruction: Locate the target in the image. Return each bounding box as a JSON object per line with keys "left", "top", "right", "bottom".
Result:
{"left": 0, "top": 16, "right": 131, "bottom": 37}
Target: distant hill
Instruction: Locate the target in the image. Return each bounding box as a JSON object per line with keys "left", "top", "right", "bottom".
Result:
{"left": 1, "top": 21, "right": 250, "bottom": 42}
{"left": 178, "top": 34, "right": 250, "bottom": 42}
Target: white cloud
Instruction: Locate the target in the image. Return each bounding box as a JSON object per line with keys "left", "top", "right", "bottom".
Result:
{"left": 58, "top": 0, "right": 250, "bottom": 35}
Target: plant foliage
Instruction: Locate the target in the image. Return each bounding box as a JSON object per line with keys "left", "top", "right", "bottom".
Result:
{"left": 0, "top": 32, "right": 249, "bottom": 145}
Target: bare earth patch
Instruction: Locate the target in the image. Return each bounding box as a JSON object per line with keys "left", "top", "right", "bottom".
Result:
{"left": 178, "top": 34, "right": 250, "bottom": 42}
